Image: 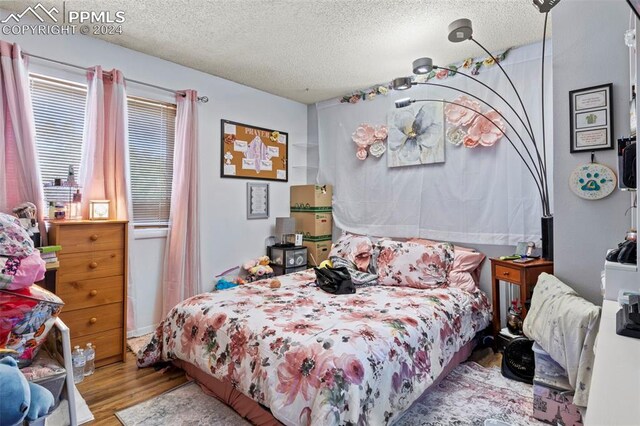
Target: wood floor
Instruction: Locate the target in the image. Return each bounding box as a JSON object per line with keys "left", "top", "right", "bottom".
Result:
{"left": 76, "top": 351, "right": 188, "bottom": 425}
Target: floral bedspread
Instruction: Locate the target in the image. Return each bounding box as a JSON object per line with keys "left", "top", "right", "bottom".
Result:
{"left": 138, "top": 270, "right": 491, "bottom": 426}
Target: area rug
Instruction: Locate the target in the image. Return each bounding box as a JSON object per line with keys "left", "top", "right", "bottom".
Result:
{"left": 396, "top": 362, "right": 544, "bottom": 426}
{"left": 116, "top": 362, "right": 543, "bottom": 426}
{"left": 126, "top": 333, "right": 153, "bottom": 356}
{"left": 116, "top": 381, "right": 250, "bottom": 426}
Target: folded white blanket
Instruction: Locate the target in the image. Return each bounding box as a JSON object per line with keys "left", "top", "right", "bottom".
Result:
{"left": 523, "top": 273, "right": 601, "bottom": 407}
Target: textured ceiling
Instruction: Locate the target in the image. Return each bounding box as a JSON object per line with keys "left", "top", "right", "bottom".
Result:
{"left": 3, "top": 0, "right": 550, "bottom": 104}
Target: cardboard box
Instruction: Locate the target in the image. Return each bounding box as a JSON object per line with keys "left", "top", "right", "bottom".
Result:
{"left": 291, "top": 211, "right": 332, "bottom": 239}
{"left": 303, "top": 240, "right": 332, "bottom": 266}
{"left": 533, "top": 382, "right": 583, "bottom": 426}
{"left": 290, "top": 185, "right": 332, "bottom": 212}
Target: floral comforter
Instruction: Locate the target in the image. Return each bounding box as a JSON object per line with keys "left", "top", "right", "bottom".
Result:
{"left": 138, "top": 270, "right": 491, "bottom": 426}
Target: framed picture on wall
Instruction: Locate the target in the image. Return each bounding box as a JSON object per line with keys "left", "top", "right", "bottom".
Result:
{"left": 221, "top": 119, "right": 288, "bottom": 181}
{"left": 247, "top": 182, "right": 269, "bottom": 219}
{"left": 569, "top": 83, "right": 613, "bottom": 153}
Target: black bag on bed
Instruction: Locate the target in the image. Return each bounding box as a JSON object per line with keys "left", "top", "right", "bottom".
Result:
{"left": 314, "top": 266, "right": 355, "bottom": 295}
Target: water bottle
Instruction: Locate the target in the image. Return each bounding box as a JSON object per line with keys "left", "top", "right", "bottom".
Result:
{"left": 84, "top": 343, "right": 95, "bottom": 376}
{"left": 72, "top": 346, "right": 85, "bottom": 384}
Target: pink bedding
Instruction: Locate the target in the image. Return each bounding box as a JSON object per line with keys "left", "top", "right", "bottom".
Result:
{"left": 138, "top": 270, "right": 491, "bottom": 425}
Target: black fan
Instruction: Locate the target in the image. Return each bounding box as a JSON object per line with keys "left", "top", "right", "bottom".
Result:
{"left": 501, "top": 337, "right": 535, "bottom": 384}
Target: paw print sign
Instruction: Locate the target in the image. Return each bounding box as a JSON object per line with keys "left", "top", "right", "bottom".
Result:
{"left": 569, "top": 163, "right": 617, "bottom": 200}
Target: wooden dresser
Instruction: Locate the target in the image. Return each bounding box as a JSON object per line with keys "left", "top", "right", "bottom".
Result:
{"left": 48, "top": 220, "right": 127, "bottom": 367}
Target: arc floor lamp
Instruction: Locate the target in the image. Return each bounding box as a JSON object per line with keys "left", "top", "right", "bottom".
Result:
{"left": 392, "top": 0, "right": 559, "bottom": 259}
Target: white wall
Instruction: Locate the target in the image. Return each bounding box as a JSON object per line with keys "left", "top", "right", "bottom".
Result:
{"left": 0, "top": 12, "right": 308, "bottom": 335}
{"left": 552, "top": 0, "right": 632, "bottom": 304}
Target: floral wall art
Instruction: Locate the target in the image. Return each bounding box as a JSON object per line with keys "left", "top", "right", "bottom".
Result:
{"left": 444, "top": 96, "right": 506, "bottom": 148}
{"left": 387, "top": 103, "right": 445, "bottom": 167}
{"left": 352, "top": 124, "right": 388, "bottom": 160}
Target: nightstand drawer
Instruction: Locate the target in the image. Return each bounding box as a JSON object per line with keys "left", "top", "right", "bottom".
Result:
{"left": 60, "top": 302, "right": 123, "bottom": 339}
{"left": 495, "top": 265, "right": 521, "bottom": 283}
{"left": 58, "top": 250, "right": 124, "bottom": 282}
{"left": 56, "top": 276, "right": 124, "bottom": 311}
{"left": 54, "top": 223, "right": 124, "bottom": 254}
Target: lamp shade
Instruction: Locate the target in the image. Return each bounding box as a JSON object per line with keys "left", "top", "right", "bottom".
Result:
{"left": 448, "top": 18, "right": 473, "bottom": 42}
{"left": 412, "top": 57, "right": 434, "bottom": 74}
{"left": 392, "top": 77, "right": 413, "bottom": 90}
{"left": 395, "top": 98, "right": 412, "bottom": 108}
{"left": 275, "top": 217, "right": 296, "bottom": 236}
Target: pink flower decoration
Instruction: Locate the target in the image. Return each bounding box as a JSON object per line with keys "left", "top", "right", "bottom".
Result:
{"left": 463, "top": 135, "right": 479, "bottom": 148}
{"left": 436, "top": 68, "right": 449, "bottom": 79}
{"left": 356, "top": 147, "right": 368, "bottom": 160}
{"left": 465, "top": 110, "right": 506, "bottom": 147}
{"left": 444, "top": 96, "right": 481, "bottom": 126}
{"left": 373, "top": 125, "right": 388, "bottom": 141}
{"left": 352, "top": 124, "right": 375, "bottom": 148}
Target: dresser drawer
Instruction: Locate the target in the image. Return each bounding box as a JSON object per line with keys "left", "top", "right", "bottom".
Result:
{"left": 71, "top": 328, "right": 123, "bottom": 367}
{"left": 58, "top": 250, "right": 124, "bottom": 283}
{"left": 56, "top": 276, "right": 124, "bottom": 311}
{"left": 495, "top": 264, "right": 521, "bottom": 283}
{"left": 53, "top": 223, "right": 124, "bottom": 254}
{"left": 60, "top": 302, "right": 123, "bottom": 339}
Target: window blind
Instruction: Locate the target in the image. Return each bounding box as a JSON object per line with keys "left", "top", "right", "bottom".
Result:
{"left": 128, "top": 97, "right": 176, "bottom": 225}
{"left": 30, "top": 75, "right": 87, "bottom": 208}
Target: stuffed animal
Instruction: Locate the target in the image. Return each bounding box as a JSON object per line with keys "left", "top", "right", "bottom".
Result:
{"left": 242, "top": 256, "right": 274, "bottom": 282}
{"left": 0, "top": 356, "right": 54, "bottom": 425}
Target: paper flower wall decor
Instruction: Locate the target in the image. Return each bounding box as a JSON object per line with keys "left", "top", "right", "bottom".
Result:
{"left": 339, "top": 48, "right": 511, "bottom": 104}
{"left": 444, "top": 96, "right": 506, "bottom": 148}
{"left": 352, "top": 124, "right": 388, "bottom": 160}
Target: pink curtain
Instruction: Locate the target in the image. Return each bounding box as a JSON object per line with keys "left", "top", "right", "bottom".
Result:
{"left": 0, "top": 41, "right": 46, "bottom": 240}
{"left": 162, "top": 90, "right": 200, "bottom": 315}
{"left": 80, "top": 66, "right": 136, "bottom": 330}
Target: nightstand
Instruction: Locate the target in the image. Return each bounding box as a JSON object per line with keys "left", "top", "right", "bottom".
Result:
{"left": 490, "top": 257, "right": 554, "bottom": 339}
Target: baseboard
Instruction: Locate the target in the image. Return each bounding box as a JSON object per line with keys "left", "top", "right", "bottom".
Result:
{"left": 127, "top": 325, "right": 157, "bottom": 338}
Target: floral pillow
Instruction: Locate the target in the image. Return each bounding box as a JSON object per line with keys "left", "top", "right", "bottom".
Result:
{"left": 409, "top": 239, "right": 485, "bottom": 292}
{"left": 0, "top": 213, "right": 34, "bottom": 258}
{"left": 376, "top": 239, "right": 454, "bottom": 289}
{"left": 329, "top": 233, "right": 373, "bottom": 272}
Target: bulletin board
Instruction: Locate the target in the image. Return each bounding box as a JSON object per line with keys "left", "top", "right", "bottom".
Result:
{"left": 220, "top": 119, "right": 288, "bottom": 181}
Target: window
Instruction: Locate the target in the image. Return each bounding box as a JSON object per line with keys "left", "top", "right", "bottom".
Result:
{"left": 30, "top": 75, "right": 87, "bottom": 208}
{"left": 31, "top": 75, "right": 176, "bottom": 225}
{"left": 128, "top": 97, "right": 176, "bottom": 226}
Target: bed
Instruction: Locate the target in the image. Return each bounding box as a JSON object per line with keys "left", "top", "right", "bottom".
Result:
{"left": 137, "top": 267, "right": 491, "bottom": 425}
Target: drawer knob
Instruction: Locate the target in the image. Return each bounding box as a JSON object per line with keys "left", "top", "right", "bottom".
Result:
{"left": 503, "top": 271, "right": 510, "bottom": 276}
{"left": 89, "top": 290, "right": 98, "bottom": 296}
{"left": 90, "top": 234, "right": 99, "bottom": 241}
{"left": 89, "top": 262, "right": 98, "bottom": 269}
{"left": 89, "top": 317, "right": 97, "bottom": 324}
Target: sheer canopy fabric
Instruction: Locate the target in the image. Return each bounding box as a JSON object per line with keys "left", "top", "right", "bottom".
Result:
{"left": 316, "top": 42, "right": 553, "bottom": 245}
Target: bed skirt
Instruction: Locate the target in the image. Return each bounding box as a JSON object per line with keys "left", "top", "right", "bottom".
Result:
{"left": 172, "top": 339, "right": 476, "bottom": 426}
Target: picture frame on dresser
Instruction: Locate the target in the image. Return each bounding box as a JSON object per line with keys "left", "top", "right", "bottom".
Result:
{"left": 569, "top": 83, "right": 614, "bottom": 153}
{"left": 48, "top": 220, "right": 128, "bottom": 367}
